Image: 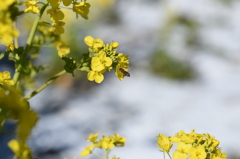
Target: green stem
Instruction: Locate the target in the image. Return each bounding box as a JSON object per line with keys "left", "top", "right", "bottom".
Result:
{"left": 13, "top": 21, "right": 19, "bottom": 49}
{"left": 166, "top": 152, "right": 172, "bottom": 159}
{"left": 23, "top": 70, "right": 67, "bottom": 100}
{"left": 105, "top": 149, "right": 110, "bottom": 159}
{"left": 32, "top": 44, "right": 55, "bottom": 48}
{"left": 13, "top": 2, "right": 49, "bottom": 85}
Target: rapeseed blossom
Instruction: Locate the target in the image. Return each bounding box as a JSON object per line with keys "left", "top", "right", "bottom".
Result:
{"left": 84, "top": 36, "right": 130, "bottom": 83}
{"left": 81, "top": 133, "right": 126, "bottom": 157}
{"left": 157, "top": 130, "right": 227, "bottom": 159}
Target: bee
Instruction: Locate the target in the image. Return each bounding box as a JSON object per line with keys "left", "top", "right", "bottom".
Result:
{"left": 119, "top": 68, "right": 130, "bottom": 77}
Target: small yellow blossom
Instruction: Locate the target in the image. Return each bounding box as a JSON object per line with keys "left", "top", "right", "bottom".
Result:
{"left": 0, "top": 71, "right": 14, "bottom": 85}
{"left": 80, "top": 144, "right": 95, "bottom": 157}
{"left": 24, "top": 0, "right": 40, "bottom": 14}
{"left": 112, "top": 134, "right": 126, "bottom": 147}
{"left": 115, "top": 53, "right": 129, "bottom": 81}
{"left": 188, "top": 145, "right": 207, "bottom": 159}
{"left": 72, "top": 1, "right": 90, "bottom": 19}
{"left": 8, "top": 140, "right": 32, "bottom": 159}
{"left": 156, "top": 133, "right": 173, "bottom": 152}
{"left": 6, "top": 42, "right": 15, "bottom": 51}
{"left": 52, "top": 21, "right": 65, "bottom": 34}
{"left": 0, "top": 22, "right": 19, "bottom": 45}
{"left": 172, "top": 142, "right": 191, "bottom": 159}
{"left": 85, "top": 133, "right": 99, "bottom": 143}
{"left": 100, "top": 136, "right": 115, "bottom": 149}
{"left": 87, "top": 70, "right": 104, "bottom": 83}
{"left": 91, "top": 51, "right": 112, "bottom": 72}
{"left": 57, "top": 44, "right": 70, "bottom": 57}
{"left": 111, "top": 42, "right": 119, "bottom": 48}
{"left": 47, "top": 8, "right": 64, "bottom": 22}
{"left": 47, "top": 0, "right": 61, "bottom": 8}
{"left": 84, "top": 36, "right": 104, "bottom": 52}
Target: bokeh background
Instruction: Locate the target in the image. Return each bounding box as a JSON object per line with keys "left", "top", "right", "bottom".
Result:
{"left": 1, "top": 0, "right": 240, "bottom": 158}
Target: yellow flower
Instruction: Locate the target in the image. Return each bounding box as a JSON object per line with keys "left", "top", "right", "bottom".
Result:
{"left": 62, "top": 0, "right": 72, "bottom": 6}
{"left": 172, "top": 142, "right": 191, "bottom": 159}
{"left": 84, "top": 36, "right": 104, "bottom": 52}
{"left": 111, "top": 42, "right": 119, "bottom": 48}
{"left": 85, "top": 133, "right": 99, "bottom": 143}
{"left": 87, "top": 70, "right": 104, "bottom": 83}
{"left": 181, "top": 129, "right": 197, "bottom": 144}
{"left": 210, "top": 149, "right": 227, "bottom": 159}
{"left": 47, "top": 8, "right": 64, "bottom": 22}
{"left": 56, "top": 44, "right": 70, "bottom": 57}
{"left": 115, "top": 53, "right": 130, "bottom": 81}
{"left": 24, "top": 0, "right": 40, "bottom": 14}
{"left": 112, "top": 134, "right": 126, "bottom": 147}
{"left": 90, "top": 51, "right": 112, "bottom": 72}
{"left": 0, "top": 22, "right": 19, "bottom": 45}
{"left": 72, "top": 1, "right": 90, "bottom": 19}
{"left": 100, "top": 136, "right": 115, "bottom": 149}
{"left": 156, "top": 133, "right": 173, "bottom": 152}
{"left": 0, "top": 71, "right": 14, "bottom": 85}
{"left": 80, "top": 144, "right": 95, "bottom": 157}
{"left": 8, "top": 140, "right": 32, "bottom": 159}
{"left": 188, "top": 145, "right": 207, "bottom": 159}
{"left": 47, "top": 0, "right": 61, "bottom": 8}
{"left": 6, "top": 42, "right": 15, "bottom": 51}
{"left": 52, "top": 21, "right": 65, "bottom": 34}
{"left": 0, "top": 0, "right": 15, "bottom": 10}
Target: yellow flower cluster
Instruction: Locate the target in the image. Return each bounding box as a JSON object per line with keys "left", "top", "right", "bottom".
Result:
{"left": 8, "top": 140, "right": 32, "bottom": 159}
{"left": 81, "top": 133, "right": 126, "bottom": 157}
{"left": 47, "top": 0, "right": 90, "bottom": 34}
{"left": 156, "top": 130, "right": 227, "bottom": 159}
{"left": 0, "top": 0, "right": 19, "bottom": 46}
{"left": 84, "top": 36, "right": 130, "bottom": 83}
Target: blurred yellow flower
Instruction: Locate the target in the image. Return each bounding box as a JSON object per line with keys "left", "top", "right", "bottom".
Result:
{"left": 100, "top": 136, "right": 115, "bottom": 149}
{"left": 47, "top": 8, "right": 64, "bottom": 22}
{"left": 8, "top": 140, "right": 32, "bottom": 159}
{"left": 0, "top": 0, "right": 15, "bottom": 10}
{"left": 85, "top": 133, "right": 99, "bottom": 143}
{"left": 156, "top": 133, "right": 173, "bottom": 152}
{"left": 47, "top": 0, "right": 61, "bottom": 8}
{"left": 0, "top": 71, "right": 14, "bottom": 85}
{"left": 24, "top": 0, "right": 40, "bottom": 14}
{"left": 72, "top": 1, "right": 90, "bottom": 19}
{"left": 52, "top": 21, "right": 65, "bottom": 34}
{"left": 57, "top": 44, "right": 70, "bottom": 57}
{"left": 0, "top": 22, "right": 19, "bottom": 45}
{"left": 112, "top": 134, "right": 126, "bottom": 147}
{"left": 62, "top": 0, "right": 72, "bottom": 6}
{"left": 80, "top": 145, "right": 95, "bottom": 157}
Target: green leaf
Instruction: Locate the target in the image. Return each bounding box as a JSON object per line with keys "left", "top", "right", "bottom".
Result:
{"left": 62, "top": 56, "right": 77, "bottom": 76}
{"left": 0, "top": 53, "right": 5, "bottom": 59}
